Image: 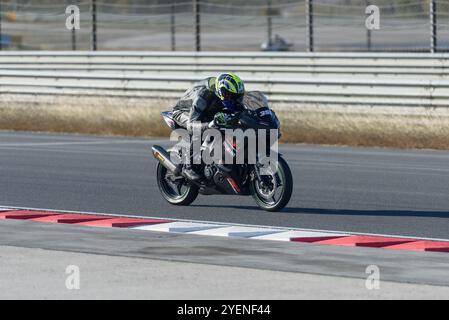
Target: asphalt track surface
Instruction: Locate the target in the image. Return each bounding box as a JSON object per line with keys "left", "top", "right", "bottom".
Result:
{"left": 1, "top": 131, "right": 449, "bottom": 239}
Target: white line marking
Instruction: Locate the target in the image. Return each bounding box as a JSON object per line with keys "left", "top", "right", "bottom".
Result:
{"left": 190, "top": 226, "right": 281, "bottom": 238}
{"left": 0, "top": 145, "right": 153, "bottom": 157}
{"left": 0, "top": 140, "right": 153, "bottom": 147}
{"left": 134, "top": 222, "right": 282, "bottom": 238}
{"left": 170, "top": 226, "right": 226, "bottom": 233}
{"left": 133, "top": 222, "right": 225, "bottom": 233}
{"left": 252, "top": 230, "right": 347, "bottom": 242}
{"left": 1, "top": 204, "right": 449, "bottom": 242}
{"left": 228, "top": 230, "right": 284, "bottom": 238}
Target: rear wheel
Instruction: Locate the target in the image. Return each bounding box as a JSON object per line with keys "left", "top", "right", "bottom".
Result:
{"left": 156, "top": 163, "right": 198, "bottom": 205}
{"left": 250, "top": 156, "right": 293, "bottom": 212}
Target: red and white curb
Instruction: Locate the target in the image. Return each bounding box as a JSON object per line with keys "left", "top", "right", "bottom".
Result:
{"left": 1, "top": 206, "right": 449, "bottom": 253}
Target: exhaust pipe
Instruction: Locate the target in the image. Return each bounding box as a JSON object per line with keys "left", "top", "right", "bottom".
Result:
{"left": 152, "top": 145, "right": 181, "bottom": 175}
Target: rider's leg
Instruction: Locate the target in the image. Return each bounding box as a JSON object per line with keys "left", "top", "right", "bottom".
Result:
{"left": 182, "top": 122, "right": 202, "bottom": 181}
{"left": 173, "top": 112, "right": 202, "bottom": 181}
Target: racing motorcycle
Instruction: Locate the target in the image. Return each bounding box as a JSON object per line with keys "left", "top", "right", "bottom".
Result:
{"left": 151, "top": 103, "right": 293, "bottom": 212}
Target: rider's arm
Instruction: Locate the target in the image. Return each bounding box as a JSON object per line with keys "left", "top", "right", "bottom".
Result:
{"left": 187, "top": 94, "right": 208, "bottom": 132}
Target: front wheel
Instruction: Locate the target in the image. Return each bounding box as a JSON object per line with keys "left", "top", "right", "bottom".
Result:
{"left": 156, "top": 163, "right": 199, "bottom": 205}
{"left": 250, "top": 156, "right": 293, "bottom": 212}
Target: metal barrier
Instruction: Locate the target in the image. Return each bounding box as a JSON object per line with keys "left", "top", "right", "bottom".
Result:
{"left": 0, "top": 51, "right": 449, "bottom": 107}
{"left": 2, "top": 1, "right": 448, "bottom": 52}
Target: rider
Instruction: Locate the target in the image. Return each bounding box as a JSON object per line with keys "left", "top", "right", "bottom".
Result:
{"left": 172, "top": 73, "right": 245, "bottom": 181}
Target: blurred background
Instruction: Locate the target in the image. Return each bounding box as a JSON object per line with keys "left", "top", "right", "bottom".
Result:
{"left": 0, "top": 0, "right": 448, "bottom": 51}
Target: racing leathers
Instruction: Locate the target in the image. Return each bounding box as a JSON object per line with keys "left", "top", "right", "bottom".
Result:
{"left": 172, "top": 77, "right": 228, "bottom": 180}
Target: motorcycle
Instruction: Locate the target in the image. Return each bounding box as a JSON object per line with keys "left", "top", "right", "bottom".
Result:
{"left": 151, "top": 104, "right": 293, "bottom": 212}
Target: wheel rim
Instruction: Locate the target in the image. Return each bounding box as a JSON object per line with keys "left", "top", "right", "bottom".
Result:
{"left": 253, "top": 165, "right": 285, "bottom": 207}
{"left": 159, "top": 166, "right": 190, "bottom": 200}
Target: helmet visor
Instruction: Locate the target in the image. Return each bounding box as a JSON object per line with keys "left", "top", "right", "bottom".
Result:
{"left": 220, "top": 89, "right": 243, "bottom": 111}
{"left": 220, "top": 88, "right": 243, "bottom": 103}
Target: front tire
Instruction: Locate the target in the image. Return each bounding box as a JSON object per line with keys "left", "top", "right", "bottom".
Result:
{"left": 250, "top": 156, "right": 293, "bottom": 212}
{"left": 156, "top": 163, "right": 198, "bottom": 206}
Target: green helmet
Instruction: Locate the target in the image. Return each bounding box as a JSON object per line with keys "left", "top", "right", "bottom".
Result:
{"left": 215, "top": 73, "right": 245, "bottom": 111}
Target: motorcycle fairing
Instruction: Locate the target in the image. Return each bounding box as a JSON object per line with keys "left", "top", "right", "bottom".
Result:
{"left": 161, "top": 111, "right": 179, "bottom": 130}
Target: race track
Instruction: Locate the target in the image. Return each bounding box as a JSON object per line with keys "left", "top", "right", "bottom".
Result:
{"left": 1, "top": 131, "right": 449, "bottom": 239}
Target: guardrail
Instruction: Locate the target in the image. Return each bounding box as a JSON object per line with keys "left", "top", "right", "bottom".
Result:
{"left": 1, "top": 51, "right": 449, "bottom": 107}
{"left": 1, "top": 52, "right": 449, "bottom": 78}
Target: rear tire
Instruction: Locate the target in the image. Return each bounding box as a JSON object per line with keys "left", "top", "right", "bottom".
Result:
{"left": 156, "top": 163, "right": 199, "bottom": 206}
{"left": 250, "top": 156, "right": 293, "bottom": 212}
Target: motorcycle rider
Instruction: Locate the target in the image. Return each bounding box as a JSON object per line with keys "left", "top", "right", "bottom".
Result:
{"left": 172, "top": 73, "right": 245, "bottom": 181}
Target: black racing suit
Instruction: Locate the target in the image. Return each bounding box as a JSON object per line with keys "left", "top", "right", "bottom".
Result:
{"left": 172, "top": 77, "right": 224, "bottom": 130}
{"left": 172, "top": 77, "right": 226, "bottom": 167}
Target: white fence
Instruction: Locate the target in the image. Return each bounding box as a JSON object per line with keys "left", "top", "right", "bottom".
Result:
{"left": 1, "top": 51, "right": 449, "bottom": 107}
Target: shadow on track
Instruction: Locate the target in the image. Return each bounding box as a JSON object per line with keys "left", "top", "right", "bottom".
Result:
{"left": 191, "top": 205, "right": 449, "bottom": 218}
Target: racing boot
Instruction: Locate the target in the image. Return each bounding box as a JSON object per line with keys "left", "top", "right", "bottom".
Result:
{"left": 182, "top": 164, "right": 201, "bottom": 181}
